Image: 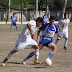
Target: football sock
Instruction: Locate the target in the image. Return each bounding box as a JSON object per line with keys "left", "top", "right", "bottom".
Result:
{"left": 34, "top": 49, "right": 39, "bottom": 62}
{"left": 64, "top": 39, "right": 68, "bottom": 47}
{"left": 11, "top": 26, "right": 12, "bottom": 31}
{"left": 2, "top": 58, "right": 8, "bottom": 63}
{"left": 16, "top": 26, "right": 18, "bottom": 30}
{"left": 23, "top": 53, "right": 32, "bottom": 62}
{"left": 48, "top": 52, "right": 54, "bottom": 59}
{"left": 2, "top": 49, "right": 17, "bottom": 63}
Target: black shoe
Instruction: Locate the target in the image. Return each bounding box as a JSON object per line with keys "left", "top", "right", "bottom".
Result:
{"left": 64, "top": 46, "right": 67, "bottom": 50}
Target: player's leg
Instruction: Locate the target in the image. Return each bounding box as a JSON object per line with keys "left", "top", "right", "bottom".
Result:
{"left": 2, "top": 49, "right": 17, "bottom": 66}
{"left": 2, "top": 39, "right": 20, "bottom": 66}
{"left": 46, "top": 43, "right": 57, "bottom": 59}
{"left": 10, "top": 22, "right": 13, "bottom": 31}
{"left": 64, "top": 38, "right": 68, "bottom": 50}
{"left": 32, "top": 43, "right": 44, "bottom": 64}
{"left": 63, "top": 32, "right": 68, "bottom": 50}
{"left": 15, "top": 22, "right": 18, "bottom": 31}
{"left": 22, "top": 42, "right": 44, "bottom": 64}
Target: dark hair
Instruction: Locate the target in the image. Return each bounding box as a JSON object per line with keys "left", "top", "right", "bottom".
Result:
{"left": 44, "top": 11, "right": 47, "bottom": 13}
{"left": 36, "top": 17, "right": 44, "bottom": 24}
{"left": 64, "top": 11, "right": 68, "bottom": 16}
{"left": 13, "top": 13, "right": 16, "bottom": 15}
{"left": 49, "top": 16, "right": 55, "bottom": 21}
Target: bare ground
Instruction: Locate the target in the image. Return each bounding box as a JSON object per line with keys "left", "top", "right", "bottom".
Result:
{"left": 0, "top": 24, "right": 72, "bottom": 72}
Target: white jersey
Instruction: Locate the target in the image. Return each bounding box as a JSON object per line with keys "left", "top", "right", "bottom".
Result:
{"left": 58, "top": 18, "right": 70, "bottom": 33}
{"left": 18, "top": 20, "right": 37, "bottom": 40}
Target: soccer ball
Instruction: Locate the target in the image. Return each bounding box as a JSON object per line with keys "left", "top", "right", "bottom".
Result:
{"left": 45, "top": 58, "right": 52, "bottom": 66}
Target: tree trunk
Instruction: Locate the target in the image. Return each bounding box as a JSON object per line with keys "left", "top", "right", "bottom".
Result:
{"left": 62, "top": 0, "right": 67, "bottom": 18}
{"left": 36, "top": 0, "right": 39, "bottom": 18}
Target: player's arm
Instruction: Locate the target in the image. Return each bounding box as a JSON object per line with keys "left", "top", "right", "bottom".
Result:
{"left": 55, "top": 24, "right": 61, "bottom": 37}
{"left": 16, "top": 16, "right": 17, "bottom": 21}
{"left": 37, "top": 24, "right": 48, "bottom": 44}
{"left": 27, "top": 24, "right": 34, "bottom": 39}
{"left": 57, "top": 24, "right": 61, "bottom": 31}
{"left": 57, "top": 19, "right": 62, "bottom": 31}
{"left": 37, "top": 30, "right": 41, "bottom": 44}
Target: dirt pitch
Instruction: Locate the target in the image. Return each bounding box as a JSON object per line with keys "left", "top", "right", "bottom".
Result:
{"left": 0, "top": 23, "right": 72, "bottom": 72}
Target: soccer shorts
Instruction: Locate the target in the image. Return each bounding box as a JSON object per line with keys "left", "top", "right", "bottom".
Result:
{"left": 57, "top": 32, "right": 68, "bottom": 39}
{"left": 13, "top": 38, "right": 38, "bottom": 51}
{"left": 40, "top": 36, "right": 53, "bottom": 47}
{"left": 12, "top": 22, "right": 17, "bottom": 26}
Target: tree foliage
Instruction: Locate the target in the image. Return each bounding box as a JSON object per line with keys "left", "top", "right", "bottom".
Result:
{"left": 0, "top": 0, "right": 8, "bottom": 8}
{"left": 0, "top": 0, "right": 72, "bottom": 10}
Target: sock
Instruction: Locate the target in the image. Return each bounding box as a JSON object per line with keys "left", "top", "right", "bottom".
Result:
{"left": 55, "top": 39, "right": 58, "bottom": 45}
{"left": 64, "top": 39, "right": 68, "bottom": 47}
{"left": 47, "top": 52, "right": 54, "bottom": 59}
{"left": 16, "top": 26, "right": 18, "bottom": 30}
{"left": 11, "top": 26, "right": 12, "bottom": 31}
{"left": 2, "top": 49, "right": 17, "bottom": 63}
{"left": 34, "top": 49, "right": 39, "bottom": 62}
{"left": 2, "top": 58, "right": 8, "bottom": 64}
{"left": 23, "top": 54, "right": 32, "bottom": 62}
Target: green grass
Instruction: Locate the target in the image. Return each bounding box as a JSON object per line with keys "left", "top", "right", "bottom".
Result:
{"left": 0, "top": 22, "right": 72, "bottom": 32}
{"left": 0, "top": 24, "right": 26, "bottom": 32}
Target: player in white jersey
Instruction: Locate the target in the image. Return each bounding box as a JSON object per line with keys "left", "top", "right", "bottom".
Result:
{"left": 22, "top": 16, "right": 61, "bottom": 64}
{"left": 55, "top": 12, "right": 70, "bottom": 50}
{"left": 2, "top": 17, "right": 43, "bottom": 66}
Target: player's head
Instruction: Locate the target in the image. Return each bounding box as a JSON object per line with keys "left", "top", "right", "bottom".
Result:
{"left": 13, "top": 13, "right": 15, "bottom": 16}
{"left": 36, "top": 17, "right": 43, "bottom": 27}
{"left": 64, "top": 11, "right": 68, "bottom": 19}
{"left": 49, "top": 16, "right": 55, "bottom": 25}
{"left": 44, "top": 11, "right": 47, "bottom": 15}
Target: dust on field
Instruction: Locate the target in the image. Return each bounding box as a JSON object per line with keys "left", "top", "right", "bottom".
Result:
{"left": 0, "top": 24, "right": 72, "bottom": 72}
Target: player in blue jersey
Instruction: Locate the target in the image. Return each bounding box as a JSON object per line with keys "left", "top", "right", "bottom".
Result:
{"left": 22, "top": 16, "right": 61, "bottom": 65}
{"left": 10, "top": 13, "right": 18, "bottom": 31}
{"left": 43, "top": 11, "right": 48, "bottom": 24}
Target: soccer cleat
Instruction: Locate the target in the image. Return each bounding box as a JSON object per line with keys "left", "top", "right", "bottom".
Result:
{"left": 64, "top": 46, "right": 67, "bottom": 50}
{"left": 34, "top": 61, "right": 43, "bottom": 65}
{"left": 23, "top": 62, "right": 26, "bottom": 65}
{"left": 2, "top": 63, "right": 5, "bottom": 66}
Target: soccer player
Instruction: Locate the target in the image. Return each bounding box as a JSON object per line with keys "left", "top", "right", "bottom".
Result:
{"left": 10, "top": 13, "right": 18, "bottom": 31}
{"left": 22, "top": 16, "right": 61, "bottom": 65}
{"left": 2, "top": 17, "right": 43, "bottom": 66}
{"left": 43, "top": 11, "right": 48, "bottom": 24}
{"left": 55, "top": 12, "right": 70, "bottom": 50}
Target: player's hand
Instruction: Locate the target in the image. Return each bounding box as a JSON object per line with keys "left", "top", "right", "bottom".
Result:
{"left": 57, "top": 32, "right": 61, "bottom": 37}
{"left": 59, "top": 28, "right": 61, "bottom": 31}
{"left": 36, "top": 39, "right": 39, "bottom": 44}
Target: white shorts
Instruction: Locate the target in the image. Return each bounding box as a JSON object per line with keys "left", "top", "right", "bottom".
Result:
{"left": 57, "top": 32, "right": 68, "bottom": 39}
{"left": 13, "top": 38, "right": 38, "bottom": 51}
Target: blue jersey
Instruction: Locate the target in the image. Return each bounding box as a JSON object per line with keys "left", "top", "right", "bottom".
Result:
{"left": 11, "top": 16, "right": 17, "bottom": 22}
{"left": 39, "top": 23, "right": 60, "bottom": 47}
{"left": 43, "top": 15, "right": 48, "bottom": 24}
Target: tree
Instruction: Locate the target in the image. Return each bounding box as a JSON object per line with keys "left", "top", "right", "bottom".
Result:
{"left": 36, "top": 0, "right": 39, "bottom": 18}
{"left": 0, "top": 0, "right": 8, "bottom": 8}
{"left": 61, "top": 0, "right": 67, "bottom": 18}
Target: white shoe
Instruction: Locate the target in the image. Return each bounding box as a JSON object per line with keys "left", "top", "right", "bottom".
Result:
{"left": 23, "top": 62, "right": 26, "bottom": 65}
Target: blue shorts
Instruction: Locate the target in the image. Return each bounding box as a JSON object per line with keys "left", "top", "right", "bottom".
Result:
{"left": 40, "top": 36, "right": 53, "bottom": 47}
{"left": 12, "top": 22, "right": 17, "bottom": 26}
